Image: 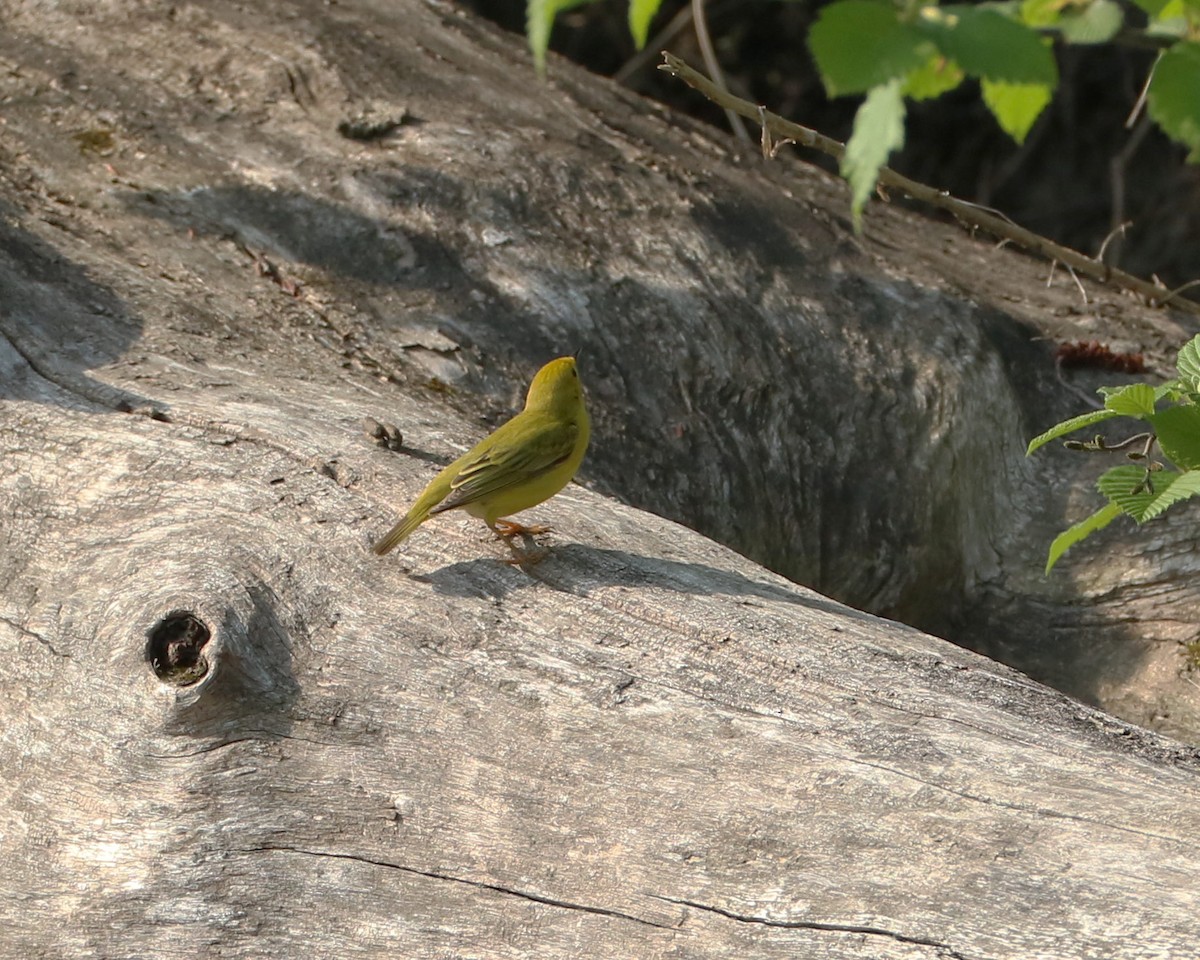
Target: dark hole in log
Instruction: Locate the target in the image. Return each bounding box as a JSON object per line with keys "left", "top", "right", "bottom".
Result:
{"left": 146, "top": 612, "right": 211, "bottom": 686}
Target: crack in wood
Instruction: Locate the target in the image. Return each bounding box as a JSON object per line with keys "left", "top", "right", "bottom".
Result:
{"left": 145, "top": 737, "right": 269, "bottom": 759}
{"left": 841, "top": 755, "right": 1195, "bottom": 848}
{"left": 145, "top": 731, "right": 347, "bottom": 759}
{"left": 0, "top": 614, "right": 74, "bottom": 659}
{"left": 244, "top": 845, "right": 672, "bottom": 929}
{"left": 650, "top": 895, "right": 977, "bottom": 959}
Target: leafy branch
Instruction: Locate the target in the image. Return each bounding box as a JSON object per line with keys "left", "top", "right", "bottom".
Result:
{"left": 657, "top": 53, "right": 1200, "bottom": 315}
{"left": 804, "top": 0, "right": 1200, "bottom": 224}
{"left": 526, "top": 0, "right": 1200, "bottom": 227}
{"left": 1028, "top": 335, "right": 1200, "bottom": 572}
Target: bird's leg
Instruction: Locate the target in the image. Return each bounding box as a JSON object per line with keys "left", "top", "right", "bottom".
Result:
{"left": 500, "top": 545, "right": 549, "bottom": 566}
{"left": 492, "top": 518, "right": 552, "bottom": 538}
{"left": 489, "top": 519, "right": 550, "bottom": 566}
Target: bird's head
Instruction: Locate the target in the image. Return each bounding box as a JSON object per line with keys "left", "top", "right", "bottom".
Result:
{"left": 525, "top": 356, "right": 585, "bottom": 415}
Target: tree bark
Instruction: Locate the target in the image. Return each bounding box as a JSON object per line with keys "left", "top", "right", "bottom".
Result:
{"left": 2, "top": 0, "right": 1199, "bottom": 956}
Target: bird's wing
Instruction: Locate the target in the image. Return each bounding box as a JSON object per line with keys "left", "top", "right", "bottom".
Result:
{"left": 430, "top": 416, "right": 579, "bottom": 514}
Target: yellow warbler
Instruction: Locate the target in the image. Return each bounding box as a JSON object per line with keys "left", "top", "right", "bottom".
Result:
{"left": 372, "top": 356, "right": 590, "bottom": 558}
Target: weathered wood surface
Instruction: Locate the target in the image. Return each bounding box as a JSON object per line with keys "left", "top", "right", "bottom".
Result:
{"left": 3, "top": 0, "right": 1198, "bottom": 736}
{"left": 2, "top": 1, "right": 1200, "bottom": 957}
{"left": 4, "top": 349, "right": 1200, "bottom": 958}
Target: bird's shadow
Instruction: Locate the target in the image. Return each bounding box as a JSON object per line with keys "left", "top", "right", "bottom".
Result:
{"left": 411, "top": 542, "right": 876, "bottom": 625}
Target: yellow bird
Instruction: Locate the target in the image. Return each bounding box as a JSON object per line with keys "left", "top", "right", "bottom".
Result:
{"left": 372, "top": 356, "right": 590, "bottom": 559}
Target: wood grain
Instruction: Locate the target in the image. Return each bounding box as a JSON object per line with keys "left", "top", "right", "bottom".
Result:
{"left": 1, "top": 1, "right": 1198, "bottom": 956}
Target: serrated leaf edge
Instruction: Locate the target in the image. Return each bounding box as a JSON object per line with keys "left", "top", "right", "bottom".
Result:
{"left": 1026, "top": 409, "right": 1119, "bottom": 455}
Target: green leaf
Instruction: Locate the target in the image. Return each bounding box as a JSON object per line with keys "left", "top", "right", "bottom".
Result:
{"left": 1156, "top": 379, "right": 1184, "bottom": 400}
{"left": 1103, "top": 382, "right": 1157, "bottom": 417}
{"left": 1146, "top": 15, "right": 1188, "bottom": 40}
{"left": 809, "top": 1, "right": 934, "bottom": 96}
{"left": 628, "top": 0, "right": 662, "bottom": 50}
{"left": 1152, "top": 404, "right": 1200, "bottom": 469}
{"left": 1026, "top": 408, "right": 1120, "bottom": 454}
{"left": 1021, "top": 0, "right": 1124, "bottom": 39}
{"left": 1148, "top": 43, "right": 1200, "bottom": 160}
{"left": 1045, "top": 501, "right": 1122, "bottom": 573}
{"left": 1059, "top": 0, "right": 1124, "bottom": 42}
{"left": 1133, "top": 0, "right": 1177, "bottom": 15}
{"left": 1154, "top": 380, "right": 1200, "bottom": 408}
{"left": 841, "top": 80, "right": 906, "bottom": 229}
{"left": 1178, "top": 334, "right": 1200, "bottom": 390}
{"left": 1020, "top": 0, "right": 1063, "bottom": 28}
{"left": 903, "top": 55, "right": 965, "bottom": 100}
{"left": 1141, "top": 469, "right": 1200, "bottom": 520}
{"left": 1097, "top": 464, "right": 1174, "bottom": 520}
{"left": 917, "top": 5, "right": 1058, "bottom": 85}
{"left": 527, "top": 0, "right": 598, "bottom": 76}
{"left": 981, "top": 79, "right": 1052, "bottom": 143}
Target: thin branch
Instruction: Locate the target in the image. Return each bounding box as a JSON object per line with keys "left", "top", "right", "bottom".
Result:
{"left": 758, "top": 105, "right": 795, "bottom": 159}
{"left": 1066, "top": 264, "right": 1089, "bottom": 306}
{"left": 1097, "top": 220, "right": 1131, "bottom": 265}
{"left": 614, "top": 5, "right": 695, "bottom": 86}
{"left": 1107, "top": 113, "right": 1152, "bottom": 267}
{"left": 1064, "top": 431, "right": 1154, "bottom": 453}
{"left": 1054, "top": 362, "right": 1104, "bottom": 410}
{"left": 1159, "top": 279, "right": 1200, "bottom": 309}
{"left": 658, "top": 53, "right": 1200, "bottom": 316}
{"left": 956, "top": 196, "right": 1018, "bottom": 227}
{"left": 1126, "top": 52, "right": 1162, "bottom": 129}
{"left": 690, "top": 0, "right": 751, "bottom": 145}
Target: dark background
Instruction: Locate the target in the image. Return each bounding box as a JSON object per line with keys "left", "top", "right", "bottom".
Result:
{"left": 461, "top": 0, "right": 1199, "bottom": 291}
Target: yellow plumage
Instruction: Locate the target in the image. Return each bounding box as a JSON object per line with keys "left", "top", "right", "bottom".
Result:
{"left": 372, "top": 357, "right": 589, "bottom": 558}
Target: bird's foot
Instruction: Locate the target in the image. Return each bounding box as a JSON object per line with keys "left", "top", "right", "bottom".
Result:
{"left": 501, "top": 546, "right": 549, "bottom": 567}
{"left": 490, "top": 519, "right": 551, "bottom": 566}
{"left": 492, "top": 519, "right": 552, "bottom": 538}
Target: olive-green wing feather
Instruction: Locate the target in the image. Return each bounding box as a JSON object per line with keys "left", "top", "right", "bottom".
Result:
{"left": 430, "top": 416, "right": 578, "bottom": 515}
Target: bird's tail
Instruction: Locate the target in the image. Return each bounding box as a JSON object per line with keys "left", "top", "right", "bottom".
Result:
{"left": 373, "top": 461, "right": 460, "bottom": 556}
{"left": 371, "top": 507, "right": 430, "bottom": 556}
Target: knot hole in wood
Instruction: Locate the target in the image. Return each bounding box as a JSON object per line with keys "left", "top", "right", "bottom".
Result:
{"left": 146, "top": 611, "right": 211, "bottom": 686}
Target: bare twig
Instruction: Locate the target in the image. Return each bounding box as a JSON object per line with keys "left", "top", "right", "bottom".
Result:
{"left": 1159, "top": 279, "right": 1200, "bottom": 309}
{"left": 1097, "top": 220, "right": 1131, "bottom": 265}
{"left": 1053, "top": 364, "right": 1105, "bottom": 410}
{"left": 1066, "top": 265, "right": 1089, "bottom": 306}
{"left": 1107, "top": 113, "right": 1152, "bottom": 266}
{"left": 1064, "top": 431, "right": 1154, "bottom": 453}
{"left": 1126, "top": 52, "right": 1161, "bottom": 129}
{"left": 658, "top": 52, "right": 1200, "bottom": 316}
{"left": 758, "top": 105, "right": 795, "bottom": 159}
{"left": 614, "top": 5, "right": 695, "bottom": 86}
{"left": 956, "top": 197, "right": 1019, "bottom": 226}
{"left": 690, "top": 0, "right": 751, "bottom": 145}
